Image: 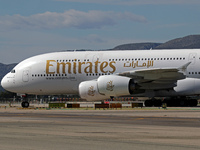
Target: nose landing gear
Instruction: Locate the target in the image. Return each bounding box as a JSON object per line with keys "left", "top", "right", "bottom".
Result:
{"left": 19, "top": 94, "right": 30, "bottom": 108}
{"left": 21, "top": 101, "right": 29, "bottom": 108}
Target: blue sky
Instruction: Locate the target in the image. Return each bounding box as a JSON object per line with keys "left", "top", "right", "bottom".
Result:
{"left": 0, "top": 0, "right": 200, "bottom": 64}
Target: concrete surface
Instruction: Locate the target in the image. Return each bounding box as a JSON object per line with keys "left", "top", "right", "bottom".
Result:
{"left": 0, "top": 107, "right": 200, "bottom": 150}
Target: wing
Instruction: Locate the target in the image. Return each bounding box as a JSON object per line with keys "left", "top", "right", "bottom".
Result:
{"left": 117, "top": 62, "right": 191, "bottom": 90}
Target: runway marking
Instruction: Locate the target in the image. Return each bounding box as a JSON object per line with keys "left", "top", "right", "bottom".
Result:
{"left": 135, "top": 118, "right": 145, "bottom": 120}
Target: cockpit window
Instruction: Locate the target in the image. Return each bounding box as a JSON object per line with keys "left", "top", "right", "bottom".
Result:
{"left": 11, "top": 69, "right": 15, "bottom": 73}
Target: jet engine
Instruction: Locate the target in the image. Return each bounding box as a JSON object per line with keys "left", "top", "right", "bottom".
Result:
{"left": 79, "top": 75, "right": 136, "bottom": 101}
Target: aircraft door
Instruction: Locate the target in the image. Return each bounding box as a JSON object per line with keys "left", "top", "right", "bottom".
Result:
{"left": 84, "top": 52, "right": 103, "bottom": 75}
{"left": 22, "top": 69, "right": 30, "bottom": 82}
{"left": 92, "top": 53, "right": 103, "bottom": 74}
{"left": 188, "top": 53, "right": 197, "bottom": 65}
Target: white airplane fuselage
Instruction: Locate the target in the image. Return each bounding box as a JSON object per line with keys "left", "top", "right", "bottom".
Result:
{"left": 1, "top": 49, "right": 200, "bottom": 101}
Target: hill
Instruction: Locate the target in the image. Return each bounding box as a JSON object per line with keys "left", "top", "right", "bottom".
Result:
{"left": 154, "top": 35, "right": 200, "bottom": 49}
{"left": 113, "top": 35, "right": 200, "bottom": 50}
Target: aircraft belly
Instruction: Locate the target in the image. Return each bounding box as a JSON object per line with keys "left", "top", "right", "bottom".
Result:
{"left": 174, "top": 78, "right": 195, "bottom": 95}
{"left": 40, "top": 80, "right": 79, "bottom": 95}
{"left": 22, "top": 79, "right": 79, "bottom": 95}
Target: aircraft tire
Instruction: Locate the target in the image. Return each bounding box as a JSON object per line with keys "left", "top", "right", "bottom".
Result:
{"left": 153, "top": 100, "right": 162, "bottom": 107}
{"left": 163, "top": 99, "right": 173, "bottom": 107}
{"left": 179, "top": 100, "right": 187, "bottom": 107}
{"left": 188, "top": 99, "right": 198, "bottom": 107}
{"left": 21, "top": 101, "right": 29, "bottom": 108}
{"left": 144, "top": 100, "right": 153, "bottom": 107}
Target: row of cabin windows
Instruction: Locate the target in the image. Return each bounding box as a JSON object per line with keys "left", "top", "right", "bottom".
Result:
{"left": 56, "top": 57, "right": 188, "bottom": 62}
{"left": 31, "top": 73, "right": 111, "bottom": 77}
{"left": 188, "top": 72, "right": 200, "bottom": 75}
{"left": 32, "top": 74, "right": 68, "bottom": 77}
{"left": 57, "top": 59, "right": 89, "bottom": 62}
{"left": 86, "top": 73, "right": 112, "bottom": 76}
{"left": 32, "top": 72, "right": 199, "bottom": 77}
{"left": 109, "top": 57, "right": 186, "bottom": 61}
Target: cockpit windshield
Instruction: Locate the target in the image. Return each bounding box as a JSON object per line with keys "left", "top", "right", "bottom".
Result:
{"left": 11, "top": 69, "right": 15, "bottom": 73}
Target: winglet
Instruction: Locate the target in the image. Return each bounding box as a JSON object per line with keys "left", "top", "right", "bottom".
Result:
{"left": 178, "top": 62, "right": 191, "bottom": 72}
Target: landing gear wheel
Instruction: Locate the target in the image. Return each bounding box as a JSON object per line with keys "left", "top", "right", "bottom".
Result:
{"left": 153, "top": 100, "right": 162, "bottom": 107}
{"left": 189, "top": 99, "right": 198, "bottom": 107}
{"left": 144, "top": 100, "right": 153, "bottom": 107}
{"left": 179, "top": 99, "right": 187, "bottom": 107}
{"left": 163, "top": 97, "right": 198, "bottom": 107}
{"left": 21, "top": 101, "right": 29, "bottom": 108}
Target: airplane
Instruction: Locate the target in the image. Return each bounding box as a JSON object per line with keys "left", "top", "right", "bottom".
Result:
{"left": 1, "top": 49, "right": 200, "bottom": 108}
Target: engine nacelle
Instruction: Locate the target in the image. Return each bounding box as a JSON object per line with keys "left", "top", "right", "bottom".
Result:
{"left": 79, "top": 80, "right": 110, "bottom": 101}
{"left": 97, "top": 75, "right": 131, "bottom": 97}
{"left": 79, "top": 75, "right": 135, "bottom": 101}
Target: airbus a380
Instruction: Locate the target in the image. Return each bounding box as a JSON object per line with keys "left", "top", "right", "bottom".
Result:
{"left": 1, "top": 49, "right": 200, "bottom": 107}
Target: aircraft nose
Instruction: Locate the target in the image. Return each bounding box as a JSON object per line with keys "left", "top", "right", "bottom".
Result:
{"left": 1, "top": 74, "right": 15, "bottom": 92}
{"left": 1, "top": 75, "right": 9, "bottom": 91}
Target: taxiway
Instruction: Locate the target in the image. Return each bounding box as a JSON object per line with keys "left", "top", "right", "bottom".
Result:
{"left": 0, "top": 108, "right": 200, "bottom": 150}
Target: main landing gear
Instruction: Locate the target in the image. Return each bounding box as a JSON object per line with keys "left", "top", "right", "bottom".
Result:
{"left": 145, "top": 97, "right": 198, "bottom": 107}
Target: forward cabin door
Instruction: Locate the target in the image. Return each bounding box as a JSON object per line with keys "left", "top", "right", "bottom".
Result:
{"left": 188, "top": 53, "right": 197, "bottom": 65}
{"left": 84, "top": 52, "right": 103, "bottom": 77}
{"left": 22, "top": 69, "right": 30, "bottom": 82}
{"left": 188, "top": 53, "right": 197, "bottom": 94}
